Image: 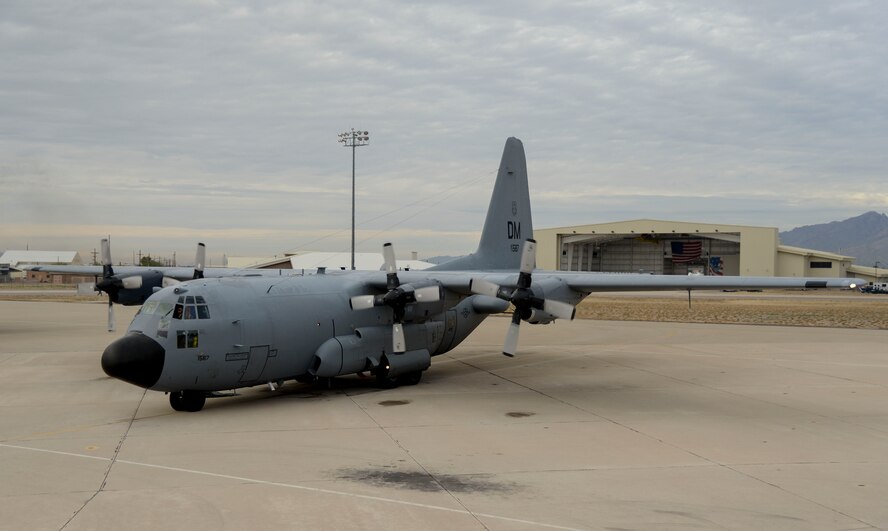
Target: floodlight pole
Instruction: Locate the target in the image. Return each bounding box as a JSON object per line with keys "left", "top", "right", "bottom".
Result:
{"left": 338, "top": 128, "right": 370, "bottom": 270}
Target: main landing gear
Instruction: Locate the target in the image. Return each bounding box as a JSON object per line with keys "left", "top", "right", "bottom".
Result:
{"left": 169, "top": 390, "right": 206, "bottom": 412}
{"left": 375, "top": 369, "right": 423, "bottom": 389}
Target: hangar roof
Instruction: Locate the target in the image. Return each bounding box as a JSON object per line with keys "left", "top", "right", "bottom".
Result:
{"left": 540, "top": 218, "right": 773, "bottom": 233}
{"left": 0, "top": 250, "right": 81, "bottom": 268}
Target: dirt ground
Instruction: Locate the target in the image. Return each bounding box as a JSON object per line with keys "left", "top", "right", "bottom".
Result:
{"left": 2, "top": 285, "right": 886, "bottom": 329}
{"left": 577, "top": 292, "right": 888, "bottom": 329}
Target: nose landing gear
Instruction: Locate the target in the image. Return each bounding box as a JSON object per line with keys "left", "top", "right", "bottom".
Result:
{"left": 170, "top": 390, "right": 206, "bottom": 412}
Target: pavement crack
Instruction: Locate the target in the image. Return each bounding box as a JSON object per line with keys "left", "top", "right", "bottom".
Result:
{"left": 59, "top": 387, "right": 147, "bottom": 531}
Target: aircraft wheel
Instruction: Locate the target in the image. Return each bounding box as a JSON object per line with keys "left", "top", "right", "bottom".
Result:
{"left": 397, "top": 370, "right": 423, "bottom": 386}
{"left": 170, "top": 390, "right": 205, "bottom": 412}
{"left": 376, "top": 374, "right": 400, "bottom": 389}
{"left": 170, "top": 392, "right": 185, "bottom": 411}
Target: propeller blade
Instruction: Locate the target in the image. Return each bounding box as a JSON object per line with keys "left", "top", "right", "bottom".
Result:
{"left": 469, "top": 278, "right": 501, "bottom": 298}
{"left": 101, "top": 238, "right": 112, "bottom": 266}
{"left": 543, "top": 299, "right": 576, "bottom": 321}
{"left": 392, "top": 323, "right": 406, "bottom": 353}
{"left": 349, "top": 295, "right": 376, "bottom": 311}
{"left": 107, "top": 300, "right": 115, "bottom": 332}
{"left": 382, "top": 243, "right": 397, "bottom": 274}
{"left": 162, "top": 277, "right": 181, "bottom": 288}
{"left": 193, "top": 243, "right": 206, "bottom": 279}
{"left": 121, "top": 276, "right": 143, "bottom": 289}
{"left": 503, "top": 316, "right": 521, "bottom": 357}
{"left": 101, "top": 238, "right": 114, "bottom": 278}
{"left": 519, "top": 239, "right": 536, "bottom": 275}
{"left": 414, "top": 285, "right": 441, "bottom": 303}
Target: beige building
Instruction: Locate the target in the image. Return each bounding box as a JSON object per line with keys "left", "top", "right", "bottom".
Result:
{"left": 536, "top": 219, "right": 855, "bottom": 278}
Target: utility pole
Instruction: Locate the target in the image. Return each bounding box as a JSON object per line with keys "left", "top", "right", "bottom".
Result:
{"left": 338, "top": 128, "right": 370, "bottom": 270}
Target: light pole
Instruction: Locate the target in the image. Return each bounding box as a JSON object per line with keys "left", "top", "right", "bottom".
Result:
{"left": 338, "top": 128, "right": 370, "bottom": 270}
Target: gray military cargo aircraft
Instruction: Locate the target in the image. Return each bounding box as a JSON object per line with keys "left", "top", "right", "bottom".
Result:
{"left": 101, "top": 137, "right": 862, "bottom": 412}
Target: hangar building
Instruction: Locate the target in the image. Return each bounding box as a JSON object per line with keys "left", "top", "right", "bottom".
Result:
{"left": 536, "top": 220, "right": 854, "bottom": 279}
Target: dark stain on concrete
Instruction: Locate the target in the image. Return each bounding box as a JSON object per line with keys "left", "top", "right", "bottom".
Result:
{"left": 506, "top": 411, "right": 535, "bottom": 418}
{"left": 378, "top": 399, "right": 411, "bottom": 406}
{"left": 337, "top": 469, "right": 516, "bottom": 494}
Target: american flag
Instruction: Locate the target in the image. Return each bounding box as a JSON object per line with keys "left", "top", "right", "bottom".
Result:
{"left": 708, "top": 256, "right": 724, "bottom": 276}
{"left": 671, "top": 241, "right": 702, "bottom": 263}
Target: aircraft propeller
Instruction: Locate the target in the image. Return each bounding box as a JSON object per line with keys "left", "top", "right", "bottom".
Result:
{"left": 95, "top": 238, "right": 144, "bottom": 332}
{"left": 469, "top": 239, "right": 576, "bottom": 356}
{"left": 349, "top": 243, "right": 441, "bottom": 353}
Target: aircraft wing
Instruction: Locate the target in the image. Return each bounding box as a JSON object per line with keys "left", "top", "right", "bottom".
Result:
{"left": 393, "top": 270, "right": 861, "bottom": 297}
{"left": 23, "top": 264, "right": 292, "bottom": 280}
{"left": 549, "top": 272, "right": 860, "bottom": 292}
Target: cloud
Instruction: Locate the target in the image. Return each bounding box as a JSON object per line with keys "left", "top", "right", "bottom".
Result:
{"left": 2, "top": 1, "right": 886, "bottom": 262}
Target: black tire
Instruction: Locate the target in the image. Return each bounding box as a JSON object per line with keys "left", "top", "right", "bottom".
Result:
{"left": 397, "top": 370, "right": 423, "bottom": 386}
{"left": 376, "top": 373, "right": 400, "bottom": 389}
{"left": 170, "top": 390, "right": 205, "bottom": 412}
{"left": 169, "top": 391, "right": 185, "bottom": 411}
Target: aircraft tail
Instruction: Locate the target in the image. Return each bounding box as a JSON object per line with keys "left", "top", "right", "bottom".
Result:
{"left": 430, "top": 137, "right": 533, "bottom": 271}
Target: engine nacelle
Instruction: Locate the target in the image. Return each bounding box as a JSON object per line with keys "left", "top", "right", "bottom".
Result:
{"left": 525, "top": 308, "right": 556, "bottom": 325}
{"left": 399, "top": 281, "right": 445, "bottom": 323}
{"left": 101, "top": 270, "right": 165, "bottom": 305}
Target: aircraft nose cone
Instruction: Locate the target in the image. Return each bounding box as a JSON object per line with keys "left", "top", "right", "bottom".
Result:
{"left": 102, "top": 332, "right": 165, "bottom": 388}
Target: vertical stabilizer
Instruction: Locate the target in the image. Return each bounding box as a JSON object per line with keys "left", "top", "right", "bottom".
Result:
{"left": 431, "top": 137, "right": 533, "bottom": 271}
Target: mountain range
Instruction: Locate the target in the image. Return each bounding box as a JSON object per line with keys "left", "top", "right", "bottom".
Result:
{"left": 779, "top": 211, "right": 888, "bottom": 266}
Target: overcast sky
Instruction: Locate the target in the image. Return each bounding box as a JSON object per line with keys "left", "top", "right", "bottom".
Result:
{"left": 2, "top": 1, "right": 886, "bottom": 264}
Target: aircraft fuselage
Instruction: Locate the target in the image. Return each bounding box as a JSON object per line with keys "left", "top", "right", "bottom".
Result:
{"left": 101, "top": 272, "right": 491, "bottom": 394}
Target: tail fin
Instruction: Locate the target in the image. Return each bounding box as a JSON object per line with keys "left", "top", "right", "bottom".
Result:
{"left": 431, "top": 137, "right": 533, "bottom": 271}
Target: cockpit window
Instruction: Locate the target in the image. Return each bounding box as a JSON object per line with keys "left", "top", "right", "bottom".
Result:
{"left": 141, "top": 301, "right": 173, "bottom": 317}
{"left": 172, "top": 298, "right": 211, "bottom": 320}
{"left": 157, "top": 305, "right": 173, "bottom": 338}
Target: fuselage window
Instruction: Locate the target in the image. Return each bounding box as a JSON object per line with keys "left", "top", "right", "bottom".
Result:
{"left": 173, "top": 304, "right": 184, "bottom": 319}
{"left": 197, "top": 305, "right": 210, "bottom": 319}
{"left": 176, "top": 330, "right": 199, "bottom": 349}
{"left": 184, "top": 305, "right": 197, "bottom": 319}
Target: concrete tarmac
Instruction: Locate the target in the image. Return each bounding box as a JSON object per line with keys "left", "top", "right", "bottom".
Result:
{"left": 1, "top": 300, "right": 887, "bottom": 530}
